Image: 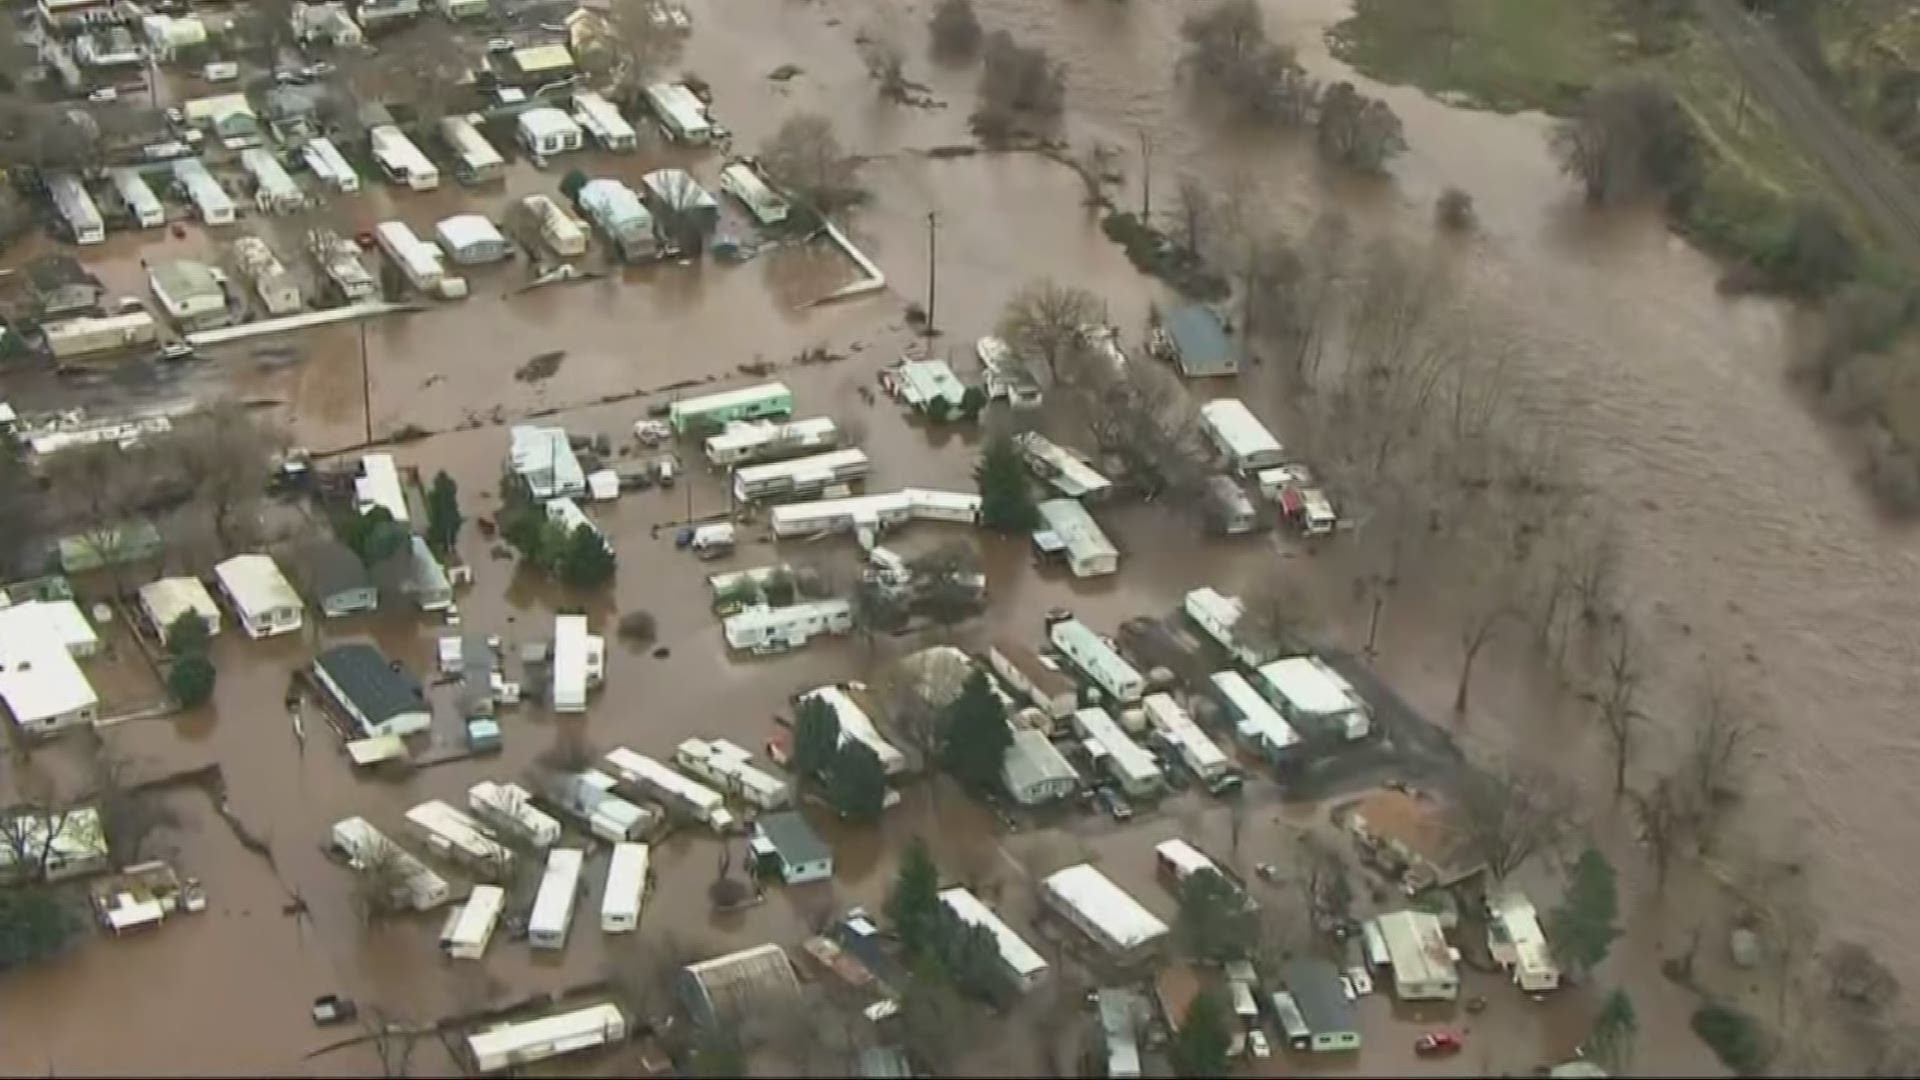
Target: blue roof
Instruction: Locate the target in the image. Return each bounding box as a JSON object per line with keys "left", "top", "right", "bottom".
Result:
{"left": 1165, "top": 305, "right": 1235, "bottom": 375}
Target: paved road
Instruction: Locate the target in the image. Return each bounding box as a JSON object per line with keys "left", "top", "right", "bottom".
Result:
{"left": 1694, "top": 0, "right": 1920, "bottom": 272}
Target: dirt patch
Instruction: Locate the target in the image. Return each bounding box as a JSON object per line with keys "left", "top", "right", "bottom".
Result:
{"left": 514, "top": 350, "right": 567, "bottom": 384}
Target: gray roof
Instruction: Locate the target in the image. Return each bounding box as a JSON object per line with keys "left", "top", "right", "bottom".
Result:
{"left": 1165, "top": 304, "right": 1235, "bottom": 376}
{"left": 315, "top": 643, "right": 422, "bottom": 724}
{"left": 297, "top": 538, "right": 371, "bottom": 599}
{"left": 151, "top": 259, "right": 222, "bottom": 301}
{"left": 27, "top": 254, "right": 99, "bottom": 294}
{"left": 1002, "top": 728, "right": 1077, "bottom": 796}
{"left": 1280, "top": 958, "right": 1357, "bottom": 1035}
{"left": 757, "top": 810, "right": 831, "bottom": 867}
{"left": 678, "top": 943, "right": 800, "bottom": 1025}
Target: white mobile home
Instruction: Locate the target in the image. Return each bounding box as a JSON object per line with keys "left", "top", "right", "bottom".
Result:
{"left": 1071, "top": 707, "right": 1164, "bottom": 798}
{"left": 1486, "top": 891, "right": 1561, "bottom": 992}
{"left": 1154, "top": 838, "right": 1232, "bottom": 890}
{"left": 732, "top": 448, "right": 869, "bottom": 504}
{"left": 601, "top": 842, "right": 648, "bottom": 933}
{"left": 232, "top": 236, "right": 302, "bottom": 316}
{"left": 43, "top": 312, "right": 158, "bottom": 361}
{"left": 508, "top": 424, "right": 586, "bottom": 500}
{"left": 669, "top": 382, "right": 794, "bottom": 435}
{"left": 440, "top": 884, "right": 504, "bottom": 960}
{"left": 797, "top": 686, "right": 908, "bottom": 776}
{"left": 241, "top": 148, "right": 305, "bottom": 214}
{"left": 517, "top": 107, "right": 583, "bottom": 157}
{"left": 466, "top": 1004, "right": 626, "bottom": 1075}
{"left": 1183, "top": 586, "right": 1279, "bottom": 669}
{"left": 604, "top": 747, "right": 735, "bottom": 832}
{"left": 723, "top": 600, "right": 853, "bottom": 656}
{"left": 521, "top": 195, "right": 587, "bottom": 257}
{"left": 434, "top": 0, "right": 487, "bottom": 19}
{"left": 1041, "top": 864, "right": 1168, "bottom": 962}
{"left": 438, "top": 115, "right": 505, "bottom": 184}
{"left": 940, "top": 886, "right": 1049, "bottom": 992}
{"left": 309, "top": 230, "right": 377, "bottom": 300}
{"left": 719, "top": 162, "right": 789, "bottom": 226}
{"left": 354, "top": 453, "right": 410, "bottom": 524}
{"left": 704, "top": 417, "right": 839, "bottom": 467}
{"left": 1371, "top": 909, "right": 1460, "bottom": 1001}
{"left": 328, "top": 817, "right": 451, "bottom": 911}
{"left": 1049, "top": 619, "right": 1146, "bottom": 704}
{"left": 554, "top": 770, "right": 652, "bottom": 843}
{"left": 435, "top": 214, "right": 512, "bottom": 265}
{"left": 376, "top": 221, "right": 448, "bottom": 296}
{"left": 468, "top": 781, "right": 561, "bottom": 849}
{"left": 768, "top": 488, "right": 980, "bottom": 541}
{"left": 528, "top": 847, "right": 585, "bottom": 950}
{"left": 1140, "top": 693, "right": 1232, "bottom": 785}
{"left": 1255, "top": 656, "right": 1371, "bottom": 741}
{"left": 988, "top": 640, "right": 1079, "bottom": 724}
{"left": 0, "top": 604, "right": 100, "bottom": 737}
{"left": 301, "top": 138, "right": 361, "bottom": 194}
{"left": 405, "top": 800, "right": 513, "bottom": 871}
{"left": 675, "top": 738, "right": 791, "bottom": 810}
{"left": 573, "top": 91, "right": 637, "bottom": 151}
{"left": 108, "top": 168, "right": 165, "bottom": 228}
{"left": 576, "top": 179, "right": 658, "bottom": 263}
{"left": 644, "top": 82, "right": 713, "bottom": 144}
{"left": 551, "top": 614, "right": 605, "bottom": 713}
{"left": 48, "top": 173, "right": 104, "bottom": 245}
{"left": 212, "top": 554, "right": 304, "bottom": 638}
{"left": 1015, "top": 432, "right": 1111, "bottom": 501}
{"left": 171, "top": 158, "right": 235, "bottom": 225}
{"left": 1211, "top": 670, "right": 1300, "bottom": 764}
{"left": 370, "top": 125, "right": 440, "bottom": 191}
{"left": 1034, "top": 499, "right": 1118, "bottom": 578}
{"left": 1199, "top": 399, "right": 1285, "bottom": 475}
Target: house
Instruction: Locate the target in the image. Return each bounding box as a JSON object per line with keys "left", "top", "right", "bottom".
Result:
{"left": 313, "top": 643, "right": 431, "bottom": 738}
{"left": 676, "top": 943, "right": 801, "bottom": 1027}
{"left": 0, "top": 603, "right": 100, "bottom": 735}
{"left": 1033, "top": 499, "right": 1118, "bottom": 578}
{"left": 1001, "top": 727, "right": 1079, "bottom": 805}
{"left": 576, "top": 179, "right": 658, "bottom": 262}
{"left": 640, "top": 168, "right": 720, "bottom": 244}
{"left": 1158, "top": 303, "right": 1238, "bottom": 378}
{"left": 148, "top": 259, "right": 229, "bottom": 331}
{"left": 1370, "top": 909, "right": 1460, "bottom": 1001}
{"left": 1279, "top": 959, "right": 1361, "bottom": 1052}
{"left": 435, "top": 214, "right": 512, "bottom": 265}
{"left": 517, "top": 107, "right": 584, "bottom": 158}
{"left": 1041, "top": 864, "right": 1168, "bottom": 962}
{"left": 26, "top": 256, "right": 105, "bottom": 317}
{"left": 1094, "top": 988, "right": 1150, "bottom": 1079}
{"left": 138, "top": 576, "right": 222, "bottom": 638}
{"left": 0, "top": 807, "right": 108, "bottom": 882}
{"left": 508, "top": 425, "right": 586, "bottom": 499}
{"left": 293, "top": 538, "right": 377, "bottom": 617}
{"left": 183, "top": 93, "right": 260, "bottom": 150}
{"left": 939, "top": 886, "right": 1049, "bottom": 992}
{"left": 213, "top": 554, "right": 304, "bottom": 639}
{"left": 891, "top": 358, "right": 970, "bottom": 414}
{"left": 232, "top": 237, "right": 302, "bottom": 316}
{"left": 293, "top": 1, "right": 364, "bottom": 46}
{"left": 1486, "top": 889, "right": 1562, "bottom": 992}
{"left": 751, "top": 810, "right": 833, "bottom": 884}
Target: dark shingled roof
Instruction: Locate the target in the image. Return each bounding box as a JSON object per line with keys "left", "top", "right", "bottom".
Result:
{"left": 757, "top": 809, "right": 831, "bottom": 868}
{"left": 1165, "top": 303, "right": 1236, "bottom": 377}
{"left": 315, "top": 642, "right": 422, "bottom": 725}
{"left": 1280, "top": 958, "right": 1358, "bottom": 1036}
{"left": 296, "top": 538, "right": 371, "bottom": 600}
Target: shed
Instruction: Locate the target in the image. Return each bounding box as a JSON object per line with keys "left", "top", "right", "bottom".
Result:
{"left": 517, "top": 107, "right": 584, "bottom": 157}
{"left": 212, "top": 554, "right": 304, "bottom": 639}
{"left": 148, "top": 259, "right": 228, "bottom": 330}
{"left": 676, "top": 943, "right": 801, "bottom": 1027}
{"left": 640, "top": 168, "right": 719, "bottom": 240}
{"left": 26, "top": 255, "right": 105, "bottom": 316}
{"left": 751, "top": 810, "right": 833, "bottom": 884}
{"left": 1000, "top": 728, "right": 1078, "bottom": 805}
{"left": 434, "top": 214, "right": 512, "bottom": 266}
{"left": 1279, "top": 958, "right": 1361, "bottom": 1052}
{"left": 138, "top": 576, "right": 222, "bottom": 638}
{"left": 313, "top": 643, "right": 430, "bottom": 739}
{"left": 1161, "top": 303, "right": 1237, "bottom": 378}
{"left": 293, "top": 538, "right": 377, "bottom": 617}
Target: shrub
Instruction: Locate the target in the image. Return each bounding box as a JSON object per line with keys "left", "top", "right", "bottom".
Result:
{"left": 169, "top": 654, "right": 217, "bottom": 709}
{"left": 928, "top": 0, "right": 982, "bottom": 61}
{"left": 617, "top": 610, "right": 657, "bottom": 643}
{"left": 1691, "top": 1002, "right": 1768, "bottom": 1075}
{"left": 1436, "top": 187, "right": 1476, "bottom": 231}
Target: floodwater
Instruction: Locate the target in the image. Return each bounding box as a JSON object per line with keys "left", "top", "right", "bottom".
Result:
{"left": 4, "top": 0, "right": 1919, "bottom": 1071}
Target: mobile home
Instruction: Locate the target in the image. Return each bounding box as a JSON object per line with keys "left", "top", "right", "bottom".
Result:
{"left": 723, "top": 600, "right": 853, "bottom": 656}
{"left": 1183, "top": 586, "right": 1280, "bottom": 669}
{"left": 939, "top": 886, "right": 1049, "bottom": 992}
{"left": 551, "top": 614, "right": 606, "bottom": 713}
{"left": 240, "top": 148, "right": 305, "bottom": 214}
{"left": 435, "top": 214, "right": 512, "bottom": 265}
{"left": 108, "top": 168, "right": 164, "bottom": 228}
{"left": 466, "top": 1004, "right": 626, "bottom": 1075}
{"left": 553, "top": 769, "right": 652, "bottom": 843}
{"left": 643, "top": 81, "right": 713, "bottom": 145}
{"left": 575, "top": 179, "right": 658, "bottom": 262}
{"left": 796, "top": 686, "right": 908, "bottom": 776}
{"left": 231, "top": 236, "right": 302, "bottom": 316}
{"left": 328, "top": 817, "right": 450, "bottom": 911}
{"left": 1033, "top": 499, "right": 1118, "bottom": 578}
{"left": 731, "top": 448, "right": 871, "bottom": 504}
{"left": 439, "top": 115, "right": 505, "bottom": 184}
{"left": 604, "top": 747, "right": 736, "bottom": 832}
{"left": 212, "top": 553, "right": 304, "bottom": 638}
{"left": 703, "top": 417, "right": 839, "bottom": 467}
{"left": 1071, "top": 707, "right": 1164, "bottom": 798}
{"left": 528, "top": 847, "right": 584, "bottom": 950}
{"left": 354, "top": 452, "right": 409, "bottom": 524}
{"left": 301, "top": 137, "right": 361, "bottom": 193}
{"left": 521, "top": 194, "right": 587, "bottom": 257}
{"left": 369, "top": 125, "right": 440, "bottom": 191}
{"left": 467, "top": 781, "right": 561, "bottom": 848}
{"left": 1140, "top": 694, "right": 1233, "bottom": 787}
{"left": 1210, "top": 670, "right": 1300, "bottom": 764}
{"left": 43, "top": 312, "right": 158, "bottom": 361}
{"left": 767, "top": 488, "right": 980, "bottom": 541}
{"left": 987, "top": 639, "right": 1078, "bottom": 724}
{"left": 601, "top": 841, "right": 648, "bottom": 933}
{"left": 48, "top": 173, "right": 104, "bottom": 245}
{"left": 1040, "top": 864, "right": 1168, "bottom": 962}
{"left": 509, "top": 424, "right": 587, "bottom": 499}
{"left": 309, "top": 230, "right": 378, "bottom": 300}
{"left": 440, "top": 884, "right": 504, "bottom": 960}
{"left": 572, "top": 91, "right": 636, "bottom": 151}
{"left": 375, "top": 221, "right": 448, "bottom": 296}
{"left": 171, "top": 158, "right": 235, "bottom": 225}
{"left": 1015, "top": 432, "right": 1111, "bottom": 501}
{"left": 1486, "top": 890, "right": 1561, "bottom": 992}
{"left": 405, "top": 800, "right": 514, "bottom": 871}
{"left": 668, "top": 381, "right": 792, "bottom": 435}
{"left": 1371, "top": 910, "right": 1460, "bottom": 1001}
{"left": 1199, "top": 399, "right": 1285, "bottom": 475}
{"left": 516, "top": 107, "right": 583, "bottom": 158}
{"left": 1255, "top": 656, "right": 1371, "bottom": 741}
{"left": 1049, "top": 618, "right": 1146, "bottom": 704}
{"left": 1204, "top": 475, "right": 1259, "bottom": 535}
{"left": 718, "top": 162, "right": 789, "bottom": 226}
{"left": 674, "top": 738, "right": 790, "bottom": 810}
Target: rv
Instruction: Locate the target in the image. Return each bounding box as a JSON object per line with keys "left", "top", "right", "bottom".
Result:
{"left": 439, "top": 884, "right": 504, "bottom": 960}
{"left": 551, "top": 614, "right": 606, "bottom": 713}
{"left": 718, "top": 162, "right": 790, "bottom": 226}
{"left": 108, "top": 168, "right": 164, "bottom": 228}
{"left": 528, "top": 847, "right": 584, "bottom": 950}
{"left": 241, "top": 148, "right": 305, "bottom": 214}
{"left": 439, "top": 115, "right": 505, "bottom": 185}
{"left": 572, "top": 91, "right": 637, "bottom": 151}
{"left": 600, "top": 842, "right": 648, "bottom": 933}
{"left": 643, "top": 81, "right": 713, "bottom": 145}
{"left": 369, "top": 125, "right": 439, "bottom": 191}
{"left": 603, "top": 747, "right": 736, "bottom": 833}
{"left": 48, "top": 173, "right": 104, "bottom": 244}
{"left": 300, "top": 137, "right": 361, "bottom": 194}
{"left": 1049, "top": 618, "right": 1146, "bottom": 704}
{"left": 171, "top": 158, "right": 235, "bottom": 225}
{"left": 404, "top": 800, "right": 514, "bottom": 872}
{"left": 375, "top": 221, "right": 450, "bottom": 298}
{"left": 468, "top": 780, "right": 561, "bottom": 848}
{"left": 521, "top": 194, "right": 587, "bottom": 257}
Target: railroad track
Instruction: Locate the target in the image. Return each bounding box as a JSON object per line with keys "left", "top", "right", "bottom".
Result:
{"left": 1693, "top": 0, "right": 1920, "bottom": 272}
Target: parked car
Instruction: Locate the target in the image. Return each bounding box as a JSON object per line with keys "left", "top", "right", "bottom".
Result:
{"left": 1415, "top": 1031, "right": 1464, "bottom": 1057}
{"left": 1247, "top": 1030, "right": 1271, "bottom": 1060}
{"left": 1096, "top": 786, "right": 1133, "bottom": 822}
{"left": 311, "top": 995, "right": 358, "bottom": 1026}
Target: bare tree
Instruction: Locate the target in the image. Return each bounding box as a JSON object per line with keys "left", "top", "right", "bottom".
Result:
{"left": 164, "top": 401, "right": 280, "bottom": 555}
{"left": 47, "top": 444, "right": 164, "bottom": 595}
{"left": 91, "top": 751, "right": 179, "bottom": 868}
{"left": 971, "top": 30, "right": 1065, "bottom": 145}
{"left": 1238, "top": 573, "right": 1316, "bottom": 659}
{"left": 1450, "top": 761, "right": 1574, "bottom": 883}
{"left": 350, "top": 837, "right": 415, "bottom": 925}
{"left": 997, "top": 280, "right": 1101, "bottom": 386}
{"left": 345, "top": 29, "right": 471, "bottom": 123}
{"left": 535, "top": 723, "right": 594, "bottom": 776}
{"left": 1587, "top": 619, "right": 1650, "bottom": 801}
{"left": 1315, "top": 82, "right": 1407, "bottom": 173}
{"left": 1553, "top": 76, "right": 1703, "bottom": 208}
{"left": 928, "top": 0, "right": 983, "bottom": 62}
{"left": 759, "top": 113, "right": 868, "bottom": 217}
{"left": 361, "top": 1006, "right": 421, "bottom": 1079}
{"left": 238, "top": 0, "right": 296, "bottom": 66}
{"left": 571, "top": 0, "right": 688, "bottom": 96}
{"left": 1173, "top": 176, "right": 1214, "bottom": 256}
{"left": 1177, "top": 0, "right": 1318, "bottom": 126}
{"left": 1078, "top": 359, "right": 1211, "bottom": 501}
{"left": 858, "top": 25, "right": 912, "bottom": 103}
{"left": 605, "top": 930, "right": 710, "bottom": 1027}
{"left": 1680, "top": 666, "right": 1763, "bottom": 850}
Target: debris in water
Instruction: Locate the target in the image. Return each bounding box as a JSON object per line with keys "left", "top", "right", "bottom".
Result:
{"left": 515, "top": 350, "right": 567, "bottom": 383}
{"left": 768, "top": 64, "right": 802, "bottom": 82}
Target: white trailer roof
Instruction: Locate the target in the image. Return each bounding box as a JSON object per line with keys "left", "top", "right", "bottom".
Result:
{"left": 733, "top": 447, "right": 869, "bottom": 490}
{"left": 1051, "top": 619, "right": 1142, "bottom": 693}
{"left": 138, "top": 576, "right": 221, "bottom": 635}
{"left": 438, "top": 115, "right": 503, "bottom": 170}
{"left": 1071, "top": 707, "right": 1161, "bottom": 787}
{"left": 1015, "top": 432, "right": 1110, "bottom": 499}
{"left": 406, "top": 800, "right": 512, "bottom": 865}
{"left": 605, "top": 747, "right": 727, "bottom": 816}
{"left": 799, "top": 686, "right": 906, "bottom": 774}
{"left": 1199, "top": 398, "right": 1282, "bottom": 462}
{"left": 1210, "top": 670, "right": 1299, "bottom": 752}
{"left": 1154, "top": 838, "right": 1220, "bottom": 882}
{"left": 552, "top": 613, "right": 600, "bottom": 703}
{"left": 468, "top": 780, "right": 560, "bottom": 844}
{"left": 109, "top": 168, "right": 163, "bottom": 220}
{"left": 212, "top": 554, "right": 300, "bottom": 619}
{"left": 375, "top": 221, "right": 444, "bottom": 282}
{"left": 0, "top": 603, "right": 98, "bottom": 726}
{"left": 446, "top": 884, "right": 504, "bottom": 945}
{"left": 572, "top": 91, "right": 635, "bottom": 143}
{"left": 529, "top": 847, "right": 584, "bottom": 932}
{"left": 1256, "top": 656, "right": 1360, "bottom": 717}
{"left": 435, "top": 213, "right": 505, "bottom": 252}
{"left": 644, "top": 82, "right": 710, "bottom": 136}
{"left": 1043, "top": 864, "right": 1168, "bottom": 950}
{"left": 1141, "top": 694, "right": 1229, "bottom": 775}
{"left": 240, "top": 147, "right": 300, "bottom": 200}
{"left": 605, "top": 842, "right": 649, "bottom": 907}
{"left": 518, "top": 106, "right": 581, "bottom": 143}
{"left": 355, "top": 453, "right": 409, "bottom": 523}
{"left": 301, "top": 137, "right": 359, "bottom": 189}
{"left": 370, "top": 125, "right": 434, "bottom": 179}
{"left": 467, "top": 1003, "right": 623, "bottom": 1072}
{"left": 940, "top": 886, "right": 1049, "bottom": 981}
{"left": 48, "top": 173, "right": 102, "bottom": 236}
{"left": 671, "top": 381, "right": 791, "bottom": 420}
{"left": 1036, "top": 499, "right": 1117, "bottom": 567}
{"left": 704, "top": 416, "right": 838, "bottom": 459}
{"left": 1374, "top": 909, "right": 1457, "bottom": 987}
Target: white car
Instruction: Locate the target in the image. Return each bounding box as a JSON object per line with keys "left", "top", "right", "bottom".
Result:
{"left": 1247, "top": 1030, "right": 1271, "bottom": 1060}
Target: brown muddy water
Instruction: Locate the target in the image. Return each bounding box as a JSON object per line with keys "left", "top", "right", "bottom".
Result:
{"left": 3, "top": 0, "right": 1917, "bottom": 1071}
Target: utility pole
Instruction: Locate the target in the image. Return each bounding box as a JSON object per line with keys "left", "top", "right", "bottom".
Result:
{"left": 359, "top": 319, "right": 372, "bottom": 445}
{"left": 1139, "top": 129, "right": 1152, "bottom": 220}
{"left": 925, "top": 210, "right": 940, "bottom": 338}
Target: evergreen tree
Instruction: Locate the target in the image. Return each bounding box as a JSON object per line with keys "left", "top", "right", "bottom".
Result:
{"left": 337, "top": 505, "right": 408, "bottom": 566}
{"left": 1587, "top": 988, "right": 1638, "bottom": 1074}
{"left": 940, "top": 670, "right": 1013, "bottom": 792}
{"left": 974, "top": 432, "right": 1039, "bottom": 533}
{"left": 1176, "top": 868, "right": 1256, "bottom": 962}
{"left": 886, "top": 838, "right": 942, "bottom": 957}
{"left": 557, "top": 525, "right": 616, "bottom": 588}
{"left": 828, "top": 740, "right": 888, "bottom": 823}
{"left": 425, "top": 470, "right": 463, "bottom": 557}
{"left": 1169, "top": 985, "right": 1232, "bottom": 1078}
{"left": 168, "top": 654, "right": 216, "bottom": 708}
{"left": 1550, "top": 846, "right": 1621, "bottom": 978}
{"left": 0, "top": 888, "right": 79, "bottom": 972}
{"left": 165, "top": 610, "right": 210, "bottom": 657}
{"left": 791, "top": 695, "right": 841, "bottom": 780}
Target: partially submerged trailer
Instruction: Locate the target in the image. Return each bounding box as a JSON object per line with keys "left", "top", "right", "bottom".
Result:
{"left": 1255, "top": 656, "right": 1371, "bottom": 741}
{"left": 438, "top": 114, "right": 505, "bottom": 184}
{"left": 1015, "top": 432, "right": 1111, "bottom": 501}
{"left": 48, "top": 173, "right": 104, "bottom": 244}
{"left": 329, "top": 817, "right": 450, "bottom": 911}
{"left": 308, "top": 229, "right": 377, "bottom": 301}
{"left": 1210, "top": 670, "right": 1300, "bottom": 764}
{"left": 719, "top": 161, "right": 789, "bottom": 225}
{"left": 232, "top": 236, "right": 302, "bottom": 315}
{"left": 1199, "top": 399, "right": 1285, "bottom": 475}
{"left": 301, "top": 137, "right": 361, "bottom": 193}
{"left": 575, "top": 178, "right": 658, "bottom": 262}
{"left": 731, "top": 448, "right": 870, "bottom": 504}
{"left": 466, "top": 1003, "right": 626, "bottom": 1074}
{"left": 674, "top": 738, "right": 790, "bottom": 810}
{"left": 604, "top": 747, "right": 736, "bottom": 832}
{"left": 723, "top": 600, "right": 853, "bottom": 656}
{"left": 1041, "top": 863, "right": 1168, "bottom": 962}
{"left": 552, "top": 769, "right": 653, "bottom": 842}
{"left": 1141, "top": 693, "right": 1234, "bottom": 788}
{"left": 528, "top": 847, "right": 584, "bottom": 950}
{"left": 1072, "top": 706, "right": 1164, "bottom": 798}
{"left": 1033, "top": 499, "right": 1118, "bottom": 578}
{"left": 171, "top": 158, "right": 235, "bottom": 225}
{"left": 703, "top": 416, "right": 838, "bottom": 467}
{"left": 601, "top": 841, "right": 648, "bottom": 933}
{"left": 1049, "top": 618, "right": 1145, "bottom": 704}
{"left": 520, "top": 194, "right": 587, "bottom": 257}
{"left": 376, "top": 221, "right": 455, "bottom": 299}
{"left": 987, "top": 639, "right": 1078, "bottom": 724}
{"left": 1183, "top": 586, "right": 1280, "bottom": 669}
{"left": 797, "top": 686, "right": 908, "bottom": 776}
{"left": 241, "top": 147, "right": 305, "bottom": 213}
{"left": 406, "top": 800, "right": 513, "bottom": 871}
{"left": 439, "top": 884, "right": 504, "bottom": 960}
{"left": 108, "top": 168, "right": 165, "bottom": 228}
{"left": 43, "top": 312, "right": 158, "bottom": 361}
{"left": 669, "top": 381, "right": 793, "bottom": 434}
{"left": 370, "top": 125, "right": 439, "bottom": 191}
{"left": 467, "top": 780, "right": 561, "bottom": 848}
{"left": 644, "top": 81, "right": 713, "bottom": 144}
{"left": 572, "top": 91, "right": 637, "bottom": 151}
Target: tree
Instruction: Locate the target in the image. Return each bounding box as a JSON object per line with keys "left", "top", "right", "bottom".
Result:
{"left": 1176, "top": 868, "right": 1256, "bottom": 962}
{"left": 939, "top": 915, "right": 1012, "bottom": 1004}
{"left": 908, "top": 541, "right": 987, "bottom": 634}
{"left": 886, "top": 838, "right": 942, "bottom": 957}
{"left": 975, "top": 431, "right": 1039, "bottom": 533}
{"left": 236, "top": 0, "right": 294, "bottom": 64}
{"left": 689, "top": 1026, "right": 746, "bottom": 1078}
{"left": 169, "top": 654, "right": 217, "bottom": 709}
{"left": 939, "top": 671, "right": 1012, "bottom": 793}
{"left": 1238, "top": 574, "right": 1315, "bottom": 659}
{"left": 1315, "top": 82, "right": 1407, "bottom": 173}
{"left": 1587, "top": 989, "right": 1638, "bottom": 1074}
{"left": 48, "top": 443, "right": 163, "bottom": 592}
{"left": 1169, "top": 985, "right": 1233, "bottom": 1078}
{"left": 760, "top": 113, "right": 867, "bottom": 216}
{"left": 928, "top": 0, "right": 983, "bottom": 61}
{"left": 998, "top": 280, "right": 1102, "bottom": 385}
{"left": 1177, "top": 0, "right": 1318, "bottom": 126}
{"left": 165, "top": 401, "right": 277, "bottom": 556}
{"left": 0, "top": 888, "right": 79, "bottom": 972}
{"left": 827, "top": 741, "right": 888, "bottom": 823}
{"left": 0, "top": 438, "right": 41, "bottom": 577}
{"left": 1761, "top": 199, "right": 1858, "bottom": 296}
{"left": 345, "top": 29, "right": 472, "bottom": 123}
{"left": 166, "top": 610, "right": 211, "bottom": 657}
{"left": 1550, "top": 847, "right": 1621, "bottom": 980}
{"left": 1553, "top": 76, "right": 1703, "bottom": 208}
{"left": 570, "top": 0, "right": 688, "bottom": 96}
{"left": 338, "top": 506, "right": 409, "bottom": 567}
{"left": 424, "top": 471, "right": 462, "bottom": 558}
{"left": 557, "top": 526, "right": 616, "bottom": 589}
{"left": 1079, "top": 359, "right": 1212, "bottom": 501}
{"left": 897, "top": 960, "right": 974, "bottom": 1074}
{"left": 1451, "top": 761, "right": 1573, "bottom": 883}
{"left": 350, "top": 836, "right": 417, "bottom": 924}
{"left": 972, "top": 31, "right": 1066, "bottom": 144}
{"left": 791, "top": 695, "right": 841, "bottom": 781}
{"left": 1436, "top": 187, "right": 1476, "bottom": 231}
{"left": 92, "top": 752, "right": 178, "bottom": 868}
{"left": 1589, "top": 620, "right": 1650, "bottom": 801}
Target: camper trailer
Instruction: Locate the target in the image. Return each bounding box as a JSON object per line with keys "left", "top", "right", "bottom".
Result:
{"left": 108, "top": 168, "right": 164, "bottom": 228}
{"left": 521, "top": 194, "right": 587, "bottom": 257}
{"left": 718, "top": 162, "right": 790, "bottom": 226}
{"left": 369, "top": 125, "right": 439, "bottom": 191}
{"left": 439, "top": 884, "right": 504, "bottom": 960}
{"left": 600, "top": 842, "right": 648, "bottom": 933}
{"left": 1049, "top": 619, "right": 1146, "bottom": 704}
{"left": 301, "top": 137, "right": 361, "bottom": 193}
{"left": 467, "top": 781, "right": 561, "bottom": 848}
{"left": 241, "top": 148, "right": 305, "bottom": 214}
{"left": 171, "top": 158, "right": 235, "bottom": 225}
{"left": 48, "top": 173, "right": 105, "bottom": 244}
{"left": 439, "top": 115, "right": 505, "bottom": 184}
{"left": 528, "top": 847, "right": 584, "bottom": 950}
{"left": 572, "top": 91, "right": 637, "bottom": 151}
